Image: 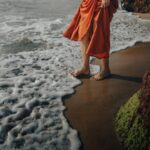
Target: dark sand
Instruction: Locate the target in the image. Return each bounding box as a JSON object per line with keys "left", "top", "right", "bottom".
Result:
{"left": 63, "top": 14, "right": 150, "bottom": 150}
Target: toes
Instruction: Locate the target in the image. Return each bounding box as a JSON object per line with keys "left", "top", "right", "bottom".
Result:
{"left": 90, "top": 72, "right": 102, "bottom": 81}
{"left": 70, "top": 71, "right": 77, "bottom": 77}
{"left": 90, "top": 76, "right": 100, "bottom": 81}
{"left": 70, "top": 68, "right": 90, "bottom": 78}
{"left": 70, "top": 70, "right": 80, "bottom": 77}
{"left": 90, "top": 77, "right": 100, "bottom": 81}
{"left": 70, "top": 71, "right": 76, "bottom": 76}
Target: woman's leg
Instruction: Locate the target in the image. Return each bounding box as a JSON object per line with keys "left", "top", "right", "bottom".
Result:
{"left": 100, "top": 58, "right": 110, "bottom": 72}
{"left": 91, "top": 57, "right": 111, "bottom": 80}
{"left": 80, "top": 31, "right": 91, "bottom": 71}
{"left": 90, "top": 0, "right": 112, "bottom": 80}
{"left": 71, "top": 27, "right": 91, "bottom": 77}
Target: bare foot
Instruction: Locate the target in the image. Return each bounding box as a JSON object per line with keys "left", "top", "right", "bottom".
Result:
{"left": 90, "top": 70, "right": 111, "bottom": 81}
{"left": 70, "top": 67, "right": 90, "bottom": 78}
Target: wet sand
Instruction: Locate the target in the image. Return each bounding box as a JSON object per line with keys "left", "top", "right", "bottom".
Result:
{"left": 132, "top": 12, "right": 150, "bottom": 20}
{"left": 63, "top": 14, "right": 150, "bottom": 150}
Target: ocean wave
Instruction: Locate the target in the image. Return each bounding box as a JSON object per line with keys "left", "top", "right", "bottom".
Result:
{"left": 110, "top": 10, "right": 150, "bottom": 52}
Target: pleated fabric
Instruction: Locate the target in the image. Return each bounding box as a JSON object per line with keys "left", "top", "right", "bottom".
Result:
{"left": 63, "top": 0, "right": 118, "bottom": 59}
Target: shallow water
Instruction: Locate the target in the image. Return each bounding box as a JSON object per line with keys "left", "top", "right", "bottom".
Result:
{"left": 0, "top": 0, "right": 80, "bottom": 19}
{"left": 0, "top": 0, "right": 150, "bottom": 149}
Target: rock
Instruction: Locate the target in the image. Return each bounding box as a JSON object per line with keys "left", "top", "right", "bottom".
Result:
{"left": 138, "top": 71, "right": 150, "bottom": 128}
{"left": 121, "top": 0, "right": 150, "bottom": 13}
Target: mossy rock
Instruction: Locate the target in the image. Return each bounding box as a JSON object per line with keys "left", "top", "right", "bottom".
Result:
{"left": 115, "top": 91, "right": 150, "bottom": 150}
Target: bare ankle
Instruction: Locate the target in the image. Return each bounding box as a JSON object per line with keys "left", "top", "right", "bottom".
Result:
{"left": 101, "top": 68, "right": 111, "bottom": 73}
{"left": 81, "top": 66, "right": 90, "bottom": 71}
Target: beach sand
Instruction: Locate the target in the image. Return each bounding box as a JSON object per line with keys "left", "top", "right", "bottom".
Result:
{"left": 63, "top": 13, "right": 150, "bottom": 150}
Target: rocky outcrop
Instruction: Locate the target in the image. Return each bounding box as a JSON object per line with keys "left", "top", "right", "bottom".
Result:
{"left": 121, "top": 0, "right": 150, "bottom": 13}
{"left": 138, "top": 71, "right": 150, "bottom": 128}
{"left": 115, "top": 71, "right": 150, "bottom": 149}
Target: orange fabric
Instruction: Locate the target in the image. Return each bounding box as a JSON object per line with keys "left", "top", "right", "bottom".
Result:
{"left": 63, "top": 0, "right": 118, "bottom": 59}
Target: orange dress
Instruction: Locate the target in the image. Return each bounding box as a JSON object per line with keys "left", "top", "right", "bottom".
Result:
{"left": 63, "top": 0, "right": 118, "bottom": 59}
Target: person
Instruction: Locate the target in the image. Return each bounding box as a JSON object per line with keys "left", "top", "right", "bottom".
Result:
{"left": 63, "top": 0, "right": 118, "bottom": 80}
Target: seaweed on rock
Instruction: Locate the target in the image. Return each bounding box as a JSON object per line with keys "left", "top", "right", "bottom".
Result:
{"left": 115, "top": 71, "right": 150, "bottom": 150}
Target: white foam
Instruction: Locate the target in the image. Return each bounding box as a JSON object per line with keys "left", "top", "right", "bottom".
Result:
{"left": 0, "top": 9, "right": 149, "bottom": 150}
{"left": 0, "top": 49, "right": 82, "bottom": 149}
{"left": 110, "top": 10, "right": 150, "bottom": 53}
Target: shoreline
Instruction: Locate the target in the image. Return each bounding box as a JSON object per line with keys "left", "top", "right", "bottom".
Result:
{"left": 63, "top": 13, "right": 150, "bottom": 150}
{"left": 132, "top": 12, "right": 150, "bottom": 20}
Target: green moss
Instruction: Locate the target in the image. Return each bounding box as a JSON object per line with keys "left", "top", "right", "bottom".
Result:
{"left": 115, "top": 91, "right": 150, "bottom": 150}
